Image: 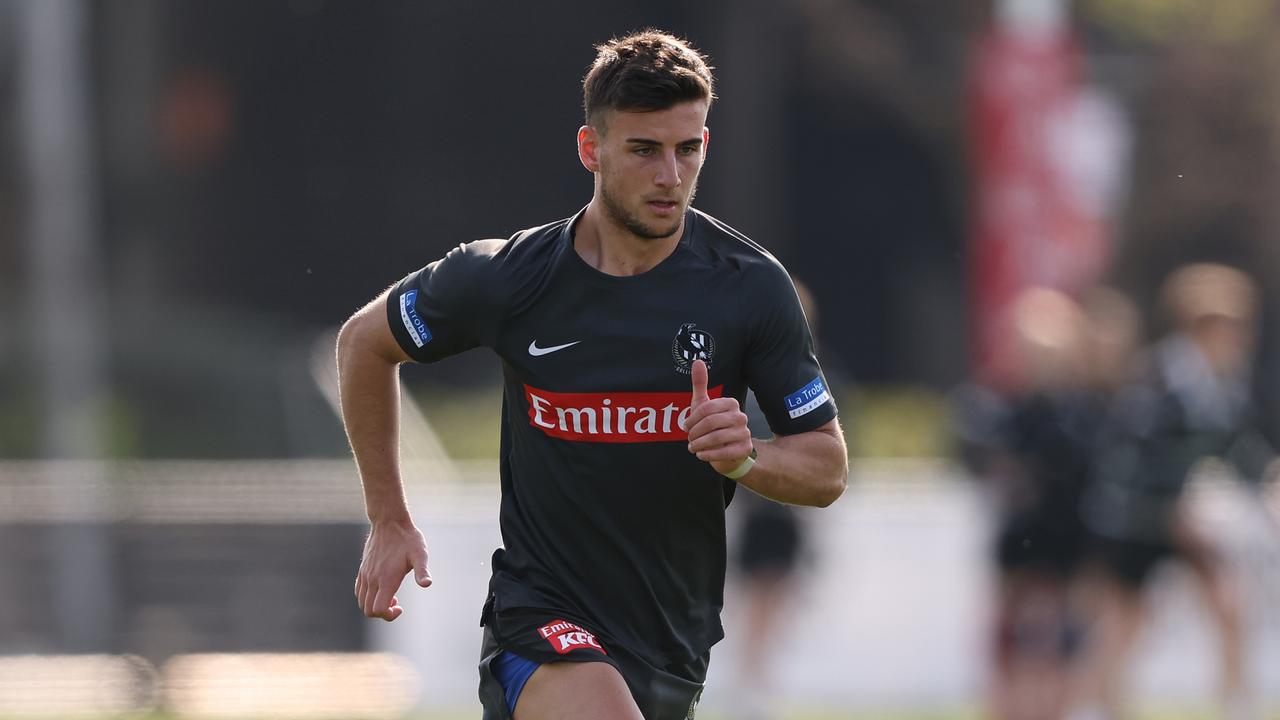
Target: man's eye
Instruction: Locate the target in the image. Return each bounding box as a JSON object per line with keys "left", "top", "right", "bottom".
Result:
{"left": 633, "top": 147, "right": 653, "bottom": 156}
{"left": 679, "top": 146, "right": 699, "bottom": 155}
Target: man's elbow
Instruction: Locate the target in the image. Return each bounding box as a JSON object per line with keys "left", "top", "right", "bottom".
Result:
{"left": 335, "top": 315, "right": 364, "bottom": 374}
{"left": 336, "top": 300, "right": 403, "bottom": 372}
{"left": 813, "top": 463, "right": 848, "bottom": 508}
{"left": 812, "top": 425, "right": 848, "bottom": 507}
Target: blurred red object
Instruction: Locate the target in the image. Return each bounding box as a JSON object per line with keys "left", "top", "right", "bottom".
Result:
{"left": 159, "top": 66, "right": 234, "bottom": 173}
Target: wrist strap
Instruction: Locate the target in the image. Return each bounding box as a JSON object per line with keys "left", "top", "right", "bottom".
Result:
{"left": 721, "top": 446, "right": 758, "bottom": 479}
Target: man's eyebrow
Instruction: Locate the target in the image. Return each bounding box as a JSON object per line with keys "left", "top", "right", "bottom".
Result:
{"left": 624, "top": 137, "right": 704, "bottom": 146}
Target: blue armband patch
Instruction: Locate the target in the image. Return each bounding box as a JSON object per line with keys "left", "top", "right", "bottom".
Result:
{"left": 399, "top": 289, "right": 432, "bottom": 347}
{"left": 784, "top": 377, "right": 831, "bottom": 419}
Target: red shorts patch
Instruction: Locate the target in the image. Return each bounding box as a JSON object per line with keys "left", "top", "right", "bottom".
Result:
{"left": 537, "top": 619, "right": 607, "bottom": 655}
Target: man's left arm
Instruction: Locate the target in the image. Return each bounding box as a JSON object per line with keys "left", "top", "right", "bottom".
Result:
{"left": 738, "top": 419, "right": 847, "bottom": 507}
{"left": 686, "top": 359, "right": 847, "bottom": 507}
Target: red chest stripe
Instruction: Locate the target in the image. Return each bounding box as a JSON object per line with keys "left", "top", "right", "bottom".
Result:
{"left": 524, "top": 384, "right": 724, "bottom": 443}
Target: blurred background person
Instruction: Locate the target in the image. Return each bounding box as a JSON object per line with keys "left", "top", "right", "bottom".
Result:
{"left": 1072, "top": 263, "right": 1276, "bottom": 720}
{"left": 955, "top": 286, "right": 1135, "bottom": 720}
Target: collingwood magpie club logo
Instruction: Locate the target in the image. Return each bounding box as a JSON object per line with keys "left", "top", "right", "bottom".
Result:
{"left": 671, "top": 323, "right": 715, "bottom": 374}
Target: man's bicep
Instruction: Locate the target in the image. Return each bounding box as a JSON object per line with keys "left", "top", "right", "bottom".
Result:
{"left": 342, "top": 288, "right": 415, "bottom": 365}
{"left": 810, "top": 417, "right": 844, "bottom": 441}
{"left": 776, "top": 418, "right": 844, "bottom": 447}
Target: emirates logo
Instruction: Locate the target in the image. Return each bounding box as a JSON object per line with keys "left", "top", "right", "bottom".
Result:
{"left": 672, "top": 323, "right": 715, "bottom": 374}
{"left": 524, "top": 384, "right": 723, "bottom": 442}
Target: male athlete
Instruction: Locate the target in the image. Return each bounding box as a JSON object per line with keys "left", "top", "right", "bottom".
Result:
{"left": 336, "top": 30, "right": 848, "bottom": 720}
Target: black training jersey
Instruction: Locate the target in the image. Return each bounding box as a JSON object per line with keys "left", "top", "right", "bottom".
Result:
{"left": 386, "top": 207, "right": 837, "bottom": 667}
{"left": 1083, "top": 334, "right": 1269, "bottom": 544}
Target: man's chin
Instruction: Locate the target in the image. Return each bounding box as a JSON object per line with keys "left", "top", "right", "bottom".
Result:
{"left": 601, "top": 192, "right": 686, "bottom": 240}
{"left": 635, "top": 208, "right": 684, "bottom": 240}
{"left": 635, "top": 222, "right": 682, "bottom": 241}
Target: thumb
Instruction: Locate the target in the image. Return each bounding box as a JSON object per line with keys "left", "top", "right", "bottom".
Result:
{"left": 414, "top": 560, "right": 433, "bottom": 588}
{"left": 690, "top": 359, "right": 710, "bottom": 406}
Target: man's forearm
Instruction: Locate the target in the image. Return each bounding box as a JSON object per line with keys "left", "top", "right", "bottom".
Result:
{"left": 337, "top": 322, "right": 412, "bottom": 525}
{"left": 737, "top": 423, "right": 848, "bottom": 507}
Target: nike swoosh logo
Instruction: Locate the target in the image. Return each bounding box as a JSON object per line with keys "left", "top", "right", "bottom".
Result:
{"left": 528, "top": 340, "right": 581, "bottom": 357}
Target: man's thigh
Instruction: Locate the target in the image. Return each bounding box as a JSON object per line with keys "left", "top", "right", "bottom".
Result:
{"left": 514, "top": 660, "right": 644, "bottom": 720}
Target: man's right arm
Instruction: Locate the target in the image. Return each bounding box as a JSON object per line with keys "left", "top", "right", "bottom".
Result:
{"left": 336, "top": 289, "right": 432, "bottom": 622}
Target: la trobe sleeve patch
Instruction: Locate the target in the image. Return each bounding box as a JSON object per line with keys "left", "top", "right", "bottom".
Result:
{"left": 784, "top": 376, "right": 831, "bottom": 419}
{"left": 398, "top": 289, "right": 433, "bottom": 348}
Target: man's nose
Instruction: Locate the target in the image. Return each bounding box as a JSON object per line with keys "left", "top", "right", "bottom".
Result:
{"left": 654, "top": 151, "right": 682, "bottom": 189}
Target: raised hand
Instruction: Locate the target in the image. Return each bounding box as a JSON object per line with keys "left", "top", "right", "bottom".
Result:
{"left": 685, "top": 359, "right": 753, "bottom": 474}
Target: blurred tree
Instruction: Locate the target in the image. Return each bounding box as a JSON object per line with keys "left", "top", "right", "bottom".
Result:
{"left": 1082, "top": 0, "right": 1275, "bottom": 45}
{"left": 1079, "top": 0, "right": 1280, "bottom": 435}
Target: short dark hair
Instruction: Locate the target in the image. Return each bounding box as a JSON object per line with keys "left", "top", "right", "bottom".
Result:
{"left": 582, "top": 29, "right": 714, "bottom": 128}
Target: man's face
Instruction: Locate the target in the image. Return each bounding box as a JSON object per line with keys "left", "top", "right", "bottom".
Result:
{"left": 581, "top": 100, "right": 709, "bottom": 240}
{"left": 1194, "top": 314, "right": 1255, "bottom": 377}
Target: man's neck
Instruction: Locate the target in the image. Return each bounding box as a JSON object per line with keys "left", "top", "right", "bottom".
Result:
{"left": 574, "top": 201, "right": 684, "bottom": 277}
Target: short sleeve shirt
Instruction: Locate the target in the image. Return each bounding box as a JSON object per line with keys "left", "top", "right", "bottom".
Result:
{"left": 386, "top": 207, "right": 838, "bottom": 666}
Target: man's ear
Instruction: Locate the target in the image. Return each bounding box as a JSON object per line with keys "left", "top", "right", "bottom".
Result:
{"left": 702, "top": 127, "right": 710, "bottom": 159}
{"left": 578, "top": 125, "right": 601, "bottom": 173}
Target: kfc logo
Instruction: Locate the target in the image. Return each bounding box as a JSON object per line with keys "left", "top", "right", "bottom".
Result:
{"left": 538, "top": 619, "right": 607, "bottom": 655}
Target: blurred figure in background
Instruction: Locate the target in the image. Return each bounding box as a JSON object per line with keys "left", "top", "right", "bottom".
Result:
{"left": 726, "top": 279, "right": 826, "bottom": 720}
{"left": 957, "top": 287, "right": 1124, "bottom": 720}
{"left": 955, "top": 285, "right": 1144, "bottom": 720}
{"left": 1077, "top": 288, "right": 1143, "bottom": 412}
{"left": 1072, "top": 263, "right": 1275, "bottom": 720}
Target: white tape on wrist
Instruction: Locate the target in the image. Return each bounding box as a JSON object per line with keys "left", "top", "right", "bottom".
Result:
{"left": 721, "top": 446, "right": 758, "bottom": 480}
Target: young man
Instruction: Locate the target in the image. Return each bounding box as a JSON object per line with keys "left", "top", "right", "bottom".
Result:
{"left": 336, "top": 30, "right": 847, "bottom": 720}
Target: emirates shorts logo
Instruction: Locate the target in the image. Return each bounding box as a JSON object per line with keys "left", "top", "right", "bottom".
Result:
{"left": 672, "top": 323, "right": 715, "bottom": 374}
{"left": 538, "top": 619, "right": 607, "bottom": 655}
